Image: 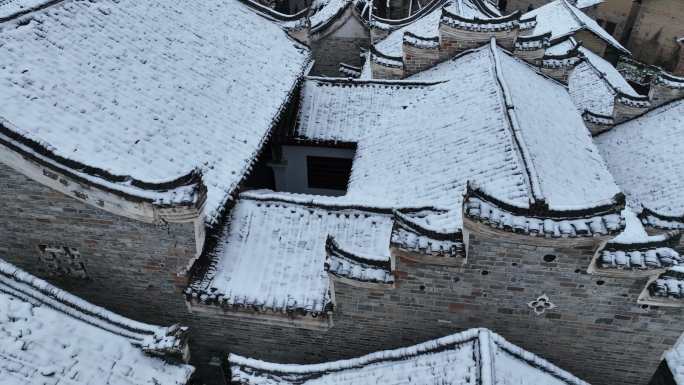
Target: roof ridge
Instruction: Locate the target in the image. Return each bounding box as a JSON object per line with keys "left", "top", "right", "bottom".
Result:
{"left": 487, "top": 39, "right": 545, "bottom": 207}
{"left": 560, "top": 0, "right": 585, "bottom": 29}
{"left": 229, "top": 327, "right": 591, "bottom": 385}
{"left": 0, "top": 0, "right": 63, "bottom": 23}
{"left": 305, "top": 75, "right": 445, "bottom": 87}
{"left": 0, "top": 259, "right": 181, "bottom": 345}
{"left": 239, "top": 191, "right": 446, "bottom": 214}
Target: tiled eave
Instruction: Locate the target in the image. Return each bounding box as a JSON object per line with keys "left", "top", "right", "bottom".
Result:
{"left": 589, "top": 231, "right": 682, "bottom": 277}
{"left": 0, "top": 122, "right": 206, "bottom": 224}
{"left": 463, "top": 184, "right": 625, "bottom": 238}
{"left": 0, "top": 260, "right": 191, "bottom": 362}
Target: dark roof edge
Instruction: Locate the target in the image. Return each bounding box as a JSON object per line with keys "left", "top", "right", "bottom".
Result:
{"left": 604, "top": 231, "right": 682, "bottom": 252}
{"left": 229, "top": 329, "right": 482, "bottom": 378}
{"left": 466, "top": 182, "right": 625, "bottom": 220}
{"left": 368, "top": 0, "right": 449, "bottom": 28}
{"left": 229, "top": 329, "right": 589, "bottom": 385}
{"left": 393, "top": 209, "right": 462, "bottom": 241}
{"left": 306, "top": 74, "right": 444, "bottom": 87}
{"left": 640, "top": 207, "right": 684, "bottom": 227}
{"left": 239, "top": 191, "right": 446, "bottom": 215}
{"left": 236, "top": 0, "right": 309, "bottom": 22}
{"left": 0, "top": 259, "right": 189, "bottom": 361}
{"left": 0, "top": 123, "right": 205, "bottom": 207}
{"left": 325, "top": 235, "right": 392, "bottom": 271}
{"left": 0, "top": 0, "right": 64, "bottom": 23}
{"left": 442, "top": 8, "right": 520, "bottom": 25}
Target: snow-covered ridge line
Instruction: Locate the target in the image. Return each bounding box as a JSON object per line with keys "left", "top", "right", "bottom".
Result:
{"left": 230, "top": 328, "right": 481, "bottom": 375}
{"left": 305, "top": 75, "right": 445, "bottom": 87}
{"left": 441, "top": 8, "right": 521, "bottom": 31}
{"left": 403, "top": 31, "right": 440, "bottom": 48}
{"left": 239, "top": 190, "right": 448, "bottom": 214}
{"left": 229, "top": 328, "right": 589, "bottom": 385}
{"left": 604, "top": 230, "right": 680, "bottom": 251}
{"left": 393, "top": 209, "right": 462, "bottom": 241}
{"left": 0, "top": 121, "right": 204, "bottom": 207}
{"left": 490, "top": 40, "right": 545, "bottom": 204}
{"left": 488, "top": 332, "right": 589, "bottom": 385}
{"left": 366, "top": 0, "right": 450, "bottom": 30}
{"left": 0, "top": 0, "right": 60, "bottom": 22}
{"left": 0, "top": 259, "right": 189, "bottom": 358}
{"left": 514, "top": 32, "right": 551, "bottom": 50}
{"left": 466, "top": 183, "right": 624, "bottom": 220}
{"left": 325, "top": 235, "right": 391, "bottom": 266}
{"left": 464, "top": 185, "right": 625, "bottom": 237}
{"left": 325, "top": 236, "right": 394, "bottom": 283}
{"left": 236, "top": 0, "right": 309, "bottom": 22}
{"left": 641, "top": 207, "right": 684, "bottom": 229}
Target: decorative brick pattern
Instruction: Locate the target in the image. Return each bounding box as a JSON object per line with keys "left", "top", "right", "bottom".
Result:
{"left": 37, "top": 245, "right": 88, "bottom": 278}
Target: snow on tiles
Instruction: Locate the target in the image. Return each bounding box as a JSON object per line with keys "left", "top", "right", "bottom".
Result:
{"left": 0, "top": 0, "right": 310, "bottom": 224}
{"left": 523, "top": 0, "right": 627, "bottom": 54}
{"left": 187, "top": 197, "right": 394, "bottom": 314}
{"left": 596, "top": 99, "right": 684, "bottom": 225}
{"left": 373, "top": 0, "right": 499, "bottom": 58}
{"left": 0, "top": 259, "right": 194, "bottom": 385}
{"left": 229, "top": 328, "right": 589, "bottom": 385}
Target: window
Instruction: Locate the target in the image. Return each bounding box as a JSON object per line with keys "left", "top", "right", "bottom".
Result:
{"left": 604, "top": 21, "right": 617, "bottom": 36}
{"left": 306, "top": 156, "right": 353, "bottom": 191}
{"left": 38, "top": 245, "right": 88, "bottom": 278}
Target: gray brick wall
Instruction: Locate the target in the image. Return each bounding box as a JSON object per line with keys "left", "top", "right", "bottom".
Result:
{"left": 1, "top": 162, "right": 681, "bottom": 385}
{"left": 311, "top": 37, "right": 367, "bottom": 77}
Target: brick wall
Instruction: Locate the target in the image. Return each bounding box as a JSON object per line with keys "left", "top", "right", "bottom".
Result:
{"left": 311, "top": 37, "right": 367, "bottom": 76}
{"left": 0, "top": 163, "right": 198, "bottom": 318}
{"left": 628, "top": 0, "right": 684, "bottom": 71}
{"left": 2, "top": 162, "right": 681, "bottom": 385}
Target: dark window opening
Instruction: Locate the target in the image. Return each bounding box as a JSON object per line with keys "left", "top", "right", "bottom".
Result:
{"left": 543, "top": 254, "right": 557, "bottom": 263}
{"left": 604, "top": 21, "right": 617, "bottom": 36}
{"left": 307, "top": 156, "right": 353, "bottom": 191}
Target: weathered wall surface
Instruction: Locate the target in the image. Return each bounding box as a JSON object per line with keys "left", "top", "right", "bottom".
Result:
{"left": 628, "top": 0, "right": 684, "bottom": 71}
{"left": 502, "top": 0, "right": 548, "bottom": 12}
{"left": 582, "top": 0, "right": 633, "bottom": 42}
{"left": 310, "top": 15, "right": 369, "bottom": 76}
{"left": 2, "top": 161, "right": 682, "bottom": 385}
{"left": 0, "top": 163, "right": 198, "bottom": 301}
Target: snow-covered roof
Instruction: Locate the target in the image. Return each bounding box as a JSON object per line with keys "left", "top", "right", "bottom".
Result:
{"left": 298, "top": 42, "right": 620, "bottom": 228}
{"left": 0, "top": 0, "right": 310, "bottom": 225}
{"left": 524, "top": 0, "right": 627, "bottom": 53}
{"left": 229, "top": 328, "right": 589, "bottom": 385}
{"left": 309, "top": 0, "right": 352, "bottom": 31}
{"left": 372, "top": 0, "right": 500, "bottom": 57}
{"left": 594, "top": 210, "right": 682, "bottom": 271}
{"left": 0, "top": 0, "right": 52, "bottom": 20}
{"left": 647, "top": 266, "right": 684, "bottom": 301}
{"left": 0, "top": 259, "right": 194, "bottom": 385}
{"left": 569, "top": 47, "right": 640, "bottom": 116}
{"left": 187, "top": 194, "right": 394, "bottom": 314}
{"left": 574, "top": 0, "right": 602, "bottom": 9}
{"left": 595, "top": 100, "right": 684, "bottom": 228}
{"left": 189, "top": 42, "right": 623, "bottom": 315}
{"left": 666, "top": 330, "right": 684, "bottom": 385}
